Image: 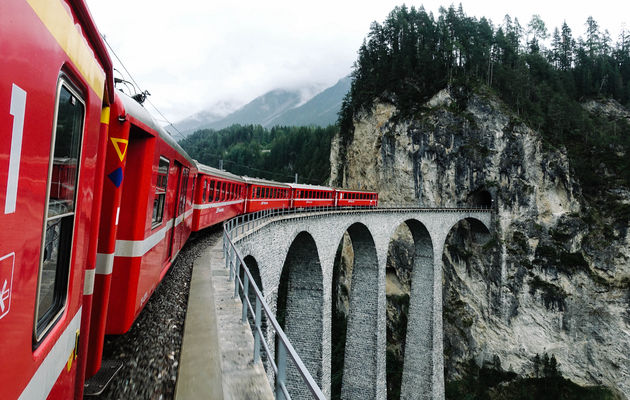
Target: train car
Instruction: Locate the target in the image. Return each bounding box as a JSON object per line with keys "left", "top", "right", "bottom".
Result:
{"left": 0, "top": 0, "right": 114, "bottom": 398}
{"left": 243, "top": 177, "right": 291, "bottom": 213}
{"left": 96, "top": 92, "right": 197, "bottom": 339}
{"left": 335, "top": 189, "right": 379, "bottom": 207}
{"left": 288, "top": 183, "right": 335, "bottom": 208}
{"left": 192, "top": 163, "right": 246, "bottom": 231}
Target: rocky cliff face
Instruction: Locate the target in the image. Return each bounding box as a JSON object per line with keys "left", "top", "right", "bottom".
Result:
{"left": 330, "top": 88, "right": 630, "bottom": 398}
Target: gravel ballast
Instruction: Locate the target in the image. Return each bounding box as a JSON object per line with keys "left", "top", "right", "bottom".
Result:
{"left": 95, "top": 226, "right": 222, "bottom": 399}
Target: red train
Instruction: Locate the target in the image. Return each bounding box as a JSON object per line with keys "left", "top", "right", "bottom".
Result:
{"left": 0, "top": 1, "right": 377, "bottom": 399}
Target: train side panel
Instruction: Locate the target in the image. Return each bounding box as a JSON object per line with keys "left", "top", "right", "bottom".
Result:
{"left": 290, "top": 186, "right": 335, "bottom": 208}
{"left": 245, "top": 184, "right": 291, "bottom": 213}
{"left": 192, "top": 172, "right": 245, "bottom": 231}
{"left": 0, "top": 0, "right": 111, "bottom": 398}
{"left": 336, "top": 190, "right": 379, "bottom": 207}
{"left": 105, "top": 95, "right": 194, "bottom": 335}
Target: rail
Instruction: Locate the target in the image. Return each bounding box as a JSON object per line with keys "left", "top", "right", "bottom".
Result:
{"left": 221, "top": 204, "right": 490, "bottom": 399}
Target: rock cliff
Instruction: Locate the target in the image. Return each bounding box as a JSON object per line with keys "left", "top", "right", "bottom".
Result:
{"left": 329, "top": 88, "right": 630, "bottom": 398}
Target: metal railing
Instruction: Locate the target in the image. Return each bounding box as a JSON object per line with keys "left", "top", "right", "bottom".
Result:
{"left": 223, "top": 223, "right": 326, "bottom": 400}
{"left": 221, "top": 203, "right": 491, "bottom": 399}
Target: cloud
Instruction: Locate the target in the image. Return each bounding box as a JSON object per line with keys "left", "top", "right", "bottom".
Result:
{"left": 86, "top": 0, "right": 629, "bottom": 122}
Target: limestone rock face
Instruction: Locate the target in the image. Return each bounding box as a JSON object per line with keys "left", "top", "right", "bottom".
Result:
{"left": 330, "top": 88, "right": 630, "bottom": 397}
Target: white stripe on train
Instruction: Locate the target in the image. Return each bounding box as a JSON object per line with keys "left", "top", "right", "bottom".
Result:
{"left": 113, "top": 208, "right": 193, "bottom": 259}
{"left": 18, "top": 309, "right": 81, "bottom": 400}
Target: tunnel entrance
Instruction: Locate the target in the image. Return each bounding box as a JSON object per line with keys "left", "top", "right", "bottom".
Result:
{"left": 467, "top": 189, "right": 493, "bottom": 208}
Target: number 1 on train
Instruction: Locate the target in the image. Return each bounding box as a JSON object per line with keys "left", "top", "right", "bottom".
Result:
{"left": 7, "top": 84, "right": 26, "bottom": 215}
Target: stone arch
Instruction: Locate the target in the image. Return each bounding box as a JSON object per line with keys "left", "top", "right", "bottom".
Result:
{"left": 441, "top": 216, "right": 493, "bottom": 387}
{"left": 380, "top": 219, "right": 435, "bottom": 400}
{"left": 445, "top": 217, "right": 491, "bottom": 241}
{"left": 276, "top": 231, "right": 324, "bottom": 398}
{"left": 338, "top": 222, "right": 380, "bottom": 399}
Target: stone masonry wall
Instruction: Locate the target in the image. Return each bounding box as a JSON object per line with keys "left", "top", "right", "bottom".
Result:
{"left": 233, "top": 209, "right": 491, "bottom": 400}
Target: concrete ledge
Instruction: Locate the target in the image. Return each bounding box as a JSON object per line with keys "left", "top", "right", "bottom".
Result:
{"left": 176, "top": 240, "right": 274, "bottom": 400}
{"left": 175, "top": 245, "right": 224, "bottom": 400}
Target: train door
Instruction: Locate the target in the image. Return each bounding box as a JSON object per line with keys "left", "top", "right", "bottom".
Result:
{"left": 167, "top": 163, "right": 189, "bottom": 261}
{"left": 166, "top": 163, "right": 181, "bottom": 261}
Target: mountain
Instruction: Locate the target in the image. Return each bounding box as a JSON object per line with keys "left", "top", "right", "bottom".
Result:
{"left": 173, "top": 76, "right": 351, "bottom": 135}
{"left": 205, "top": 88, "right": 304, "bottom": 130}
{"left": 268, "top": 76, "right": 351, "bottom": 127}
{"left": 169, "top": 100, "right": 241, "bottom": 135}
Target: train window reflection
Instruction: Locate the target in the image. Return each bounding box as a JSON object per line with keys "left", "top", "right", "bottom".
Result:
{"left": 36, "top": 80, "right": 85, "bottom": 342}
{"left": 152, "top": 157, "right": 169, "bottom": 227}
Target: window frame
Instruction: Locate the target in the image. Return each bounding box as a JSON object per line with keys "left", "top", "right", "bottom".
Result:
{"left": 34, "top": 77, "right": 86, "bottom": 343}
{"left": 152, "top": 156, "right": 170, "bottom": 229}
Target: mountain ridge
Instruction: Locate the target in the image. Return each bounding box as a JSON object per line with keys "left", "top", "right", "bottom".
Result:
{"left": 173, "top": 76, "right": 350, "bottom": 135}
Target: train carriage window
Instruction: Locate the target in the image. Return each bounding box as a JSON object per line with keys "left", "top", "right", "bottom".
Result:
{"left": 179, "top": 168, "right": 189, "bottom": 214}
{"left": 208, "top": 180, "right": 215, "bottom": 202}
{"left": 35, "top": 79, "right": 85, "bottom": 342}
{"left": 191, "top": 176, "right": 195, "bottom": 204}
{"left": 152, "top": 157, "right": 169, "bottom": 228}
{"left": 202, "top": 179, "right": 207, "bottom": 202}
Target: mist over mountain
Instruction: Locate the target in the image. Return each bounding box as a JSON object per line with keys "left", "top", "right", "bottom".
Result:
{"left": 173, "top": 76, "right": 350, "bottom": 135}
{"left": 269, "top": 76, "right": 351, "bottom": 127}
{"left": 170, "top": 100, "right": 241, "bottom": 134}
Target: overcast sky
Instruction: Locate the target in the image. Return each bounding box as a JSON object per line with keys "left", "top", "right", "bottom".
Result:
{"left": 85, "top": 0, "right": 629, "bottom": 123}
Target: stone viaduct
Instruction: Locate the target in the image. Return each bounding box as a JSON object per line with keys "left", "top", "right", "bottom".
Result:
{"left": 231, "top": 208, "right": 492, "bottom": 400}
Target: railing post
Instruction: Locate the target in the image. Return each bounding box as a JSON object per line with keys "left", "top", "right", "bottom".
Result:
{"left": 241, "top": 273, "right": 249, "bottom": 322}
{"left": 254, "top": 296, "right": 262, "bottom": 363}
{"left": 223, "top": 229, "right": 228, "bottom": 260}
{"left": 228, "top": 247, "right": 234, "bottom": 282}
{"left": 234, "top": 260, "right": 241, "bottom": 299}
{"left": 276, "top": 341, "right": 287, "bottom": 400}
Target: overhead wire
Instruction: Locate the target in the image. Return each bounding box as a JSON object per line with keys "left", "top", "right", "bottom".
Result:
{"left": 102, "top": 35, "right": 187, "bottom": 141}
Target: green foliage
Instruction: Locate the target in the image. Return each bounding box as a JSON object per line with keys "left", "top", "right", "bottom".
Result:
{"left": 446, "top": 355, "right": 620, "bottom": 400}
{"left": 445, "top": 357, "right": 517, "bottom": 400}
{"left": 179, "top": 124, "right": 338, "bottom": 184}
{"left": 341, "top": 5, "right": 630, "bottom": 219}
